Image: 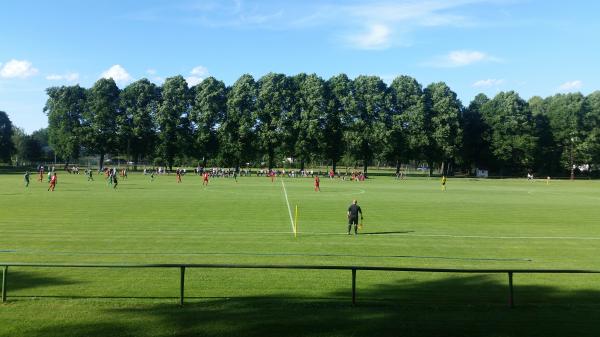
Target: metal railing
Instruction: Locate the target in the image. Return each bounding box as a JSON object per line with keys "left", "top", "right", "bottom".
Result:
{"left": 3, "top": 263, "right": 600, "bottom": 307}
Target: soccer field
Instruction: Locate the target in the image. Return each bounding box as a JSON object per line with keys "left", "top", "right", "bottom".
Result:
{"left": 2, "top": 172, "right": 600, "bottom": 336}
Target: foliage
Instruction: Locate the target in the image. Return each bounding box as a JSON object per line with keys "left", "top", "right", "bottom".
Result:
{"left": 37, "top": 73, "right": 600, "bottom": 176}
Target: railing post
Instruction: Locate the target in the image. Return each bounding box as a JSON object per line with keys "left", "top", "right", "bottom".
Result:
{"left": 2, "top": 266, "right": 7, "bottom": 303}
{"left": 508, "top": 272, "right": 514, "bottom": 308}
{"left": 352, "top": 268, "right": 356, "bottom": 305}
{"left": 180, "top": 266, "right": 186, "bottom": 306}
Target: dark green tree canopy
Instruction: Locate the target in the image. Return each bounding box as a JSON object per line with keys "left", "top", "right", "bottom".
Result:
{"left": 38, "top": 72, "right": 600, "bottom": 177}
{"left": 0, "top": 110, "right": 14, "bottom": 163}
{"left": 44, "top": 85, "right": 86, "bottom": 161}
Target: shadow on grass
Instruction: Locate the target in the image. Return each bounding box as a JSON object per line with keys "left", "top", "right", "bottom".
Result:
{"left": 361, "top": 230, "right": 415, "bottom": 235}
{"left": 5, "top": 270, "right": 80, "bottom": 292}
{"left": 11, "top": 274, "right": 600, "bottom": 337}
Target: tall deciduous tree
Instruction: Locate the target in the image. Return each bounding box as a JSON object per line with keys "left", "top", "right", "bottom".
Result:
{"left": 31, "top": 128, "right": 54, "bottom": 162}
{"left": 424, "top": 82, "right": 463, "bottom": 175}
{"left": 481, "top": 91, "right": 536, "bottom": 174}
{"left": 324, "top": 74, "right": 352, "bottom": 173}
{"left": 120, "top": 79, "right": 160, "bottom": 168}
{"left": 387, "top": 76, "right": 424, "bottom": 174}
{"left": 221, "top": 74, "right": 257, "bottom": 169}
{"left": 581, "top": 91, "right": 600, "bottom": 167}
{"left": 294, "top": 73, "right": 326, "bottom": 171}
{"left": 44, "top": 86, "right": 85, "bottom": 162}
{"left": 191, "top": 77, "right": 227, "bottom": 166}
{"left": 12, "top": 128, "right": 42, "bottom": 165}
{"left": 256, "top": 73, "right": 292, "bottom": 169}
{"left": 157, "top": 76, "right": 190, "bottom": 169}
{"left": 529, "top": 96, "right": 560, "bottom": 175}
{"left": 348, "top": 75, "right": 389, "bottom": 175}
{"left": 545, "top": 93, "right": 586, "bottom": 175}
{"left": 462, "top": 93, "right": 490, "bottom": 171}
{"left": 0, "top": 111, "right": 14, "bottom": 163}
{"left": 82, "top": 79, "right": 121, "bottom": 169}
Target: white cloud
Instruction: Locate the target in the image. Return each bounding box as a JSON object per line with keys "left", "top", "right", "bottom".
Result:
{"left": 558, "top": 80, "right": 583, "bottom": 92}
{"left": 186, "top": 66, "right": 209, "bottom": 86}
{"left": 190, "top": 66, "right": 208, "bottom": 77}
{"left": 424, "top": 50, "right": 501, "bottom": 67}
{"left": 146, "top": 68, "right": 157, "bottom": 75}
{"left": 126, "top": 1, "right": 505, "bottom": 50}
{"left": 150, "top": 76, "right": 165, "bottom": 84}
{"left": 332, "top": 0, "right": 487, "bottom": 49}
{"left": 46, "top": 72, "right": 80, "bottom": 82}
{"left": 186, "top": 76, "right": 203, "bottom": 86}
{"left": 100, "top": 64, "right": 133, "bottom": 83}
{"left": 473, "top": 78, "right": 504, "bottom": 88}
{"left": 346, "top": 24, "right": 391, "bottom": 50}
{"left": 0, "top": 59, "right": 39, "bottom": 78}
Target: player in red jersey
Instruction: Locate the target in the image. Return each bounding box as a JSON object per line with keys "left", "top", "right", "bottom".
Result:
{"left": 202, "top": 172, "right": 209, "bottom": 186}
{"left": 47, "top": 172, "right": 57, "bottom": 191}
{"left": 314, "top": 175, "right": 320, "bottom": 192}
{"left": 269, "top": 170, "right": 275, "bottom": 183}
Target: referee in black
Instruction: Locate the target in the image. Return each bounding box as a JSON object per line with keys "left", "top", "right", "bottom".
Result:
{"left": 347, "top": 199, "right": 363, "bottom": 235}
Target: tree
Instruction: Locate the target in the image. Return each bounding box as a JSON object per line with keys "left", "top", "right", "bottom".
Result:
{"left": 0, "top": 111, "right": 15, "bottom": 163}
{"left": 256, "top": 73, "right": 292, "bottom": 169}
{"left": 423, "top": 82, "right": 463, "bottom": 175}
{"left": 31, "top": 128, "right": 54, "bottom": 162}
{"left": 324, "top": 74, "right": 352, "bottom": 173}
{"left": 44, "top": 86, "right": 85, "bottom": 162}
{"left": 12, "top": 129, "right": 42, "bottom": 165}
{"left": 348, "top": 75, "right": 389, "bottom": 175}
{"left": 387, "top": 76, "right": 424, "bottom": 174}
{"left": 529, "top": 96, "right": 560, "bottom": 175}
{"left": 545, "top": 93, "right": 586, "bottom": 178}
{"left": 120, "top": 79, "right": 160, "bottom": 168}
{"left": 481, "top": 91, "right": 536, "bottom": 174}
{"left": 462, "top": 94, "right": 491, "bottom": 172}
{"left": 294, "top": 73, "right": 326, "bottom": 171}
{"left": 221, "top": 74, "right": 257, "bottom": 169}
{"left": 581, "top": 91, "right": 600, "bottom": 168}
{"left": 156, "top": 76, "right": 190, "bottom": 170}
{"left": 191, "top": 77, "right": 227, "bottom": 166}
{"left": 11, "top": 127, "right": 26, "bottom": 165}
{"left": 82, "top": 79, "right": 121, "bottom": 169}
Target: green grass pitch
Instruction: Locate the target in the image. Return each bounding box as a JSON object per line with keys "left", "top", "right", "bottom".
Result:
{"left": 2, "top": 172, "right": 600, "bottom": 336}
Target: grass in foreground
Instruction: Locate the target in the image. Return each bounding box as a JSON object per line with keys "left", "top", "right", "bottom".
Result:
{"left": 2, "top": 172, "right": 600, "bottom": 336}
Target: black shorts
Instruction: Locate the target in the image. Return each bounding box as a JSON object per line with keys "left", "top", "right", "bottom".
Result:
{"left": 348, "top": 217, "right": 359, "bottom": 225}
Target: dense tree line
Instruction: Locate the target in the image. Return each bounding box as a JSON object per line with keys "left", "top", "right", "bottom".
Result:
{"left": 3, "top": 73, "right": 600, "bottom": 177}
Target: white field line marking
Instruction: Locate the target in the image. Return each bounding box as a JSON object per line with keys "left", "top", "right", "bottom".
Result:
{"left": 280, "top": 178, "right": 295, "bottom": 234}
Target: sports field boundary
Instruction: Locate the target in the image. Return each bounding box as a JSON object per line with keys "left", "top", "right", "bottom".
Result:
{"left": 4, "top": 262, "right": 600, "bottom": 307}
{"left": 280, "top": 178, "right": 295, "bottom": 234}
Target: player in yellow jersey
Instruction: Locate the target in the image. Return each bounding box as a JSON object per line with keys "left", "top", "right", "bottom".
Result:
{"left": 441, "top": 175, "right": 447, "bottom": 191}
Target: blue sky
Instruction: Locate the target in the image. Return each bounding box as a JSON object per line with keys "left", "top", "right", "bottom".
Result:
{"left": 1, "top": 0, "right": 599, "bottom": 133}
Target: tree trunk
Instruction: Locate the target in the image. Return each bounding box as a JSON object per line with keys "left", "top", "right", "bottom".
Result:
{"left": 134, "top": 154, "right": 139, "bottom": 171}
{"left": 396, "top": 160, "right": 401, "bottom": 174}
{"left": 268, "top": 147, "right": 274, "bottom": 170}
{"left": 300, "top": 159, "right": 305, "bottom": 172}
{"left": 441, "top": 161, "right": 446, "bottom": 176}
{"left": 363, "top": 160, "right": 368, "bottom": 177}
{"left": 428, "top": 161, "right": 433, "bottom": 177}
{"left": 99, "top": 153, "right": 104, "bottom": 171}
{"left": 332, "top": 159, "right": 337, "bottom": 174}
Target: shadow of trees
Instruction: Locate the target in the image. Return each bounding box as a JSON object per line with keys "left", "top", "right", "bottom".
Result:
{"left": 8, "top": 273, "right": 600, "bottom": 337}
{"left": 5, "top": 270, "right": 80, "bottom": 292}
